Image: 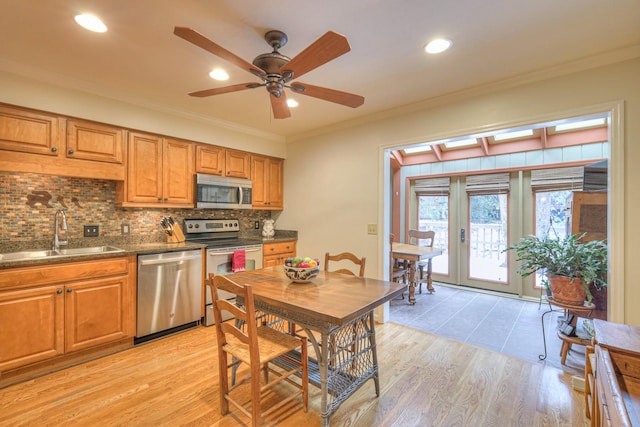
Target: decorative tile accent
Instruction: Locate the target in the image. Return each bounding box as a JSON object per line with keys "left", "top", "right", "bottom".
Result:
{"left": 0, "top": 172, "right": 272, "bottom": 245}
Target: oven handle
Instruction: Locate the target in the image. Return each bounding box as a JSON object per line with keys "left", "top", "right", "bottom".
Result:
{"left": 208, "top": 247, "right": 262, "bottom": 256}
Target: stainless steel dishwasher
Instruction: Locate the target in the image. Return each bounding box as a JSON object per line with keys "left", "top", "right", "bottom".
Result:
{"left": 135, "top": 249, "right": 202, "bottom": 343}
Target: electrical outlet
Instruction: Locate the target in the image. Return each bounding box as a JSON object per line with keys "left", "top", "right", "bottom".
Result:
{"left": 367, "top": 224, "right": 377, "bottom": 235}
{"left": 121, "top": 222, "right": 130, "bottom": 235}
{"left": 254, "top": 221, "right": 260, "bottom": 229}
{"left": 83, "top": 225, "right": 99, "bottom": 237}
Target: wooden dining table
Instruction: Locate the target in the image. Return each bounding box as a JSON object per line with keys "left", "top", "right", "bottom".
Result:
{"left": 392, "top": 242, "right": 444, "bottom": 304}
{"left": 229, "top": 266, "right": 406, "bottom": 426}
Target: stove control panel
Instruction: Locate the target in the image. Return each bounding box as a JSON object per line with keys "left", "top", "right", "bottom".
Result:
{"left": 184, "top": 219, "right": 240, "bottom": 233}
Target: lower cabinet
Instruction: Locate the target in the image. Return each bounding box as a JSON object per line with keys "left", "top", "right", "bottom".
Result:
{"left": 263, "top": 240, "right": 297, "bottom": 267}
{"left": 0, "top": 256, "right": 135, "bottom": 375}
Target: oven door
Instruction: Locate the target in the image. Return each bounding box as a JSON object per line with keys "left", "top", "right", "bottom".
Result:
{"left": 204, "top": 245, "right": 264, "bottom": 325}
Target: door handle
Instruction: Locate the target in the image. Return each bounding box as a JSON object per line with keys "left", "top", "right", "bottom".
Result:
{"left": 460, "top": 228, "right": 466, "bottom": 243}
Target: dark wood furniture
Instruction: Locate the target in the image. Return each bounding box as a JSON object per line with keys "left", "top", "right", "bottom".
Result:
{"left": 585, "top": 319, "right": 640, "bottom": 426}
{"left": 389, "top": 235, "right": 408, "bottom": 286}
{"left": 391, "top": 242, "right": 443, "bottom": 304}
{"left": 229, "top": 267, "right": 405, "bottom": 426}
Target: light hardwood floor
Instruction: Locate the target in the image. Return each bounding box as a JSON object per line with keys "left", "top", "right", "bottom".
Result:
{"left": 0, "top": 322, "right": 587, "bottom": 426}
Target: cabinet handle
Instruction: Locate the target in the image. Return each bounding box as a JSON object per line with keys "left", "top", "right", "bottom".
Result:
{"left": 68, "top": 149, "right": 74, "bottom": 155}
{"left": 219, "top": 169, "right": 223, "bottom": 174}
{"left": 164, "top": 197, "right": 168, "bottom": 201}
{"left": 51, "top": 147, "right": 58, "bottom": 153}
{"left": 158, "top": 197, "right": 162, "bottom": 201}
{"left": 67, "top": 288, "right": 73, "bottom": 293}
{"left": 57, "top": 289, "right": 63, "bottom": 294}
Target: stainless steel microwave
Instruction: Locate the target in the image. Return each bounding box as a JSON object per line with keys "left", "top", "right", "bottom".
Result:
{"left": 195, "top": 174, "right": 252, "bottom": 209}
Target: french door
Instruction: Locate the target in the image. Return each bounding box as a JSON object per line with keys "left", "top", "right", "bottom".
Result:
{"left": 418, "top": 173, "right": 519, "bottom": 294}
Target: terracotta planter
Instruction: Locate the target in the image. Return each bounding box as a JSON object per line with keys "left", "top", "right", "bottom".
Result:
{"left": 548, "top": 275, "right": 586, "bottom": 306}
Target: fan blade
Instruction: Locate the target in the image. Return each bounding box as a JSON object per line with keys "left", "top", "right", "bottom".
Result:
{"left": 270, "top": 93, "right": 291, "bottom": 119}
{"left": 280, "top": 31, "right": 351, "bottom": 80}
{"left": 174, "top": 26, "right": 266, "bottom": 78}
{"left": 290, "top": 82, "right": 364, "bottom": 108}
{"left": 189, "top": 83, "right": 260, "bottom": 97}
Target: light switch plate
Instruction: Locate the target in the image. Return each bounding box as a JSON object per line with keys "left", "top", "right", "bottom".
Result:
{"left": 367, "top": 224, "right": 377, "bottom": 235}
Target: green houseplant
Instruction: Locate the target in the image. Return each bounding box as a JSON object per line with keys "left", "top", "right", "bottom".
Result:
{"left": 505, "top": 233, "right": 607, "bottom": 305}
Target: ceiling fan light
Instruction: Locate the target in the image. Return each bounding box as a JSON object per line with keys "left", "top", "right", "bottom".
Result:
{"left": 74, "top": 14, "right": 107, "bottom": 33}
{"left": 209, "top": 68, "right": 229, "bottom": 81}
{"left": 424, "top": 38, "right": 452, "bottom": 54}
{"left": 287, "top": 99, "right": 299, "bottom": 108}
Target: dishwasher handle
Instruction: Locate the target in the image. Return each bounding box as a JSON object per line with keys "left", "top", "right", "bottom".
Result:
{"left": 139, "top": 253, "right": 202, "bottom": 266}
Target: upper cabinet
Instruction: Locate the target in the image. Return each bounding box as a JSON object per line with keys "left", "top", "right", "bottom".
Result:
{"left": 0, "top": 104, "right": 125, "bottom": 180}
{"left": 116, "top": 132, "right": 194, "bottom": 208}
{"left": 195, "top": 144, "right": 251, "bottom": 179}
{"left": 251, "top": 155, "right": 284, "bottom": 210}
{"left": 66, "top": 119, "right": 124, "bottom": 164}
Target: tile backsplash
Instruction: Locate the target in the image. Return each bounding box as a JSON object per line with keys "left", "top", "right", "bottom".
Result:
{"left": 0, "top": 172, "right": 272, "bottom": 246}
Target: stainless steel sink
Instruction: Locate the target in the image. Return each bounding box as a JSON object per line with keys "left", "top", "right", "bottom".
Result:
{"left": 0, "top": 246, "right": 125, "bottom": 262}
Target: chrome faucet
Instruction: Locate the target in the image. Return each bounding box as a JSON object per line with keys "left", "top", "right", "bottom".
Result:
{"left": 53, "top": 209, "right": 68, "bottom": 251}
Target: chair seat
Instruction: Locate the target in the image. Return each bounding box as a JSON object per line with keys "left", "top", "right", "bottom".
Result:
{"left": 225, "top": 325, "right": 305, "bottom": 365}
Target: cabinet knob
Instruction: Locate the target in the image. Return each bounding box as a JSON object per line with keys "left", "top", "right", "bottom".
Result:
{"left": 158, "top": 197, "right": 162, "bottom": 201}
{"left": 57, "top": 289, "right": 63, "bottom": 294}
{"left": 66, "top": 288, "right": 73, "bottom": 293}
{"left": 68, "top": 149, "right": 74, "bottom": 155}
{"left": 219, "top": 169, "right": 223, "bottom": 174}
{"left": 51, "top": 147, "right": 58, "bottom": 153}
{"left": 164, "top": 197, "right": 168, "bottom": 201}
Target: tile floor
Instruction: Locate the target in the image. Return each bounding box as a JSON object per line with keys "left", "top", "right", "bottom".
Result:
{"left": 389, "top": 282, "right": 587, "bottom": 375}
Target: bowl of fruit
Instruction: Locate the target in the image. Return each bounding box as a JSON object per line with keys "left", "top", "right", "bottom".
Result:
{"left": 284, "top": 256, "right": 320, "bottom": 283}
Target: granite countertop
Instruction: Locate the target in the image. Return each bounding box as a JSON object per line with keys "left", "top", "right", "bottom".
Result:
{"left": 0, "top": 230, "right": 297, "bottom": 268}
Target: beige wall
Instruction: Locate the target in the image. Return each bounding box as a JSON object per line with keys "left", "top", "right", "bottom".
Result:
{"left": 2, "top": 59, "right": 638, "bottom": 325}
{"left": 277, "top": 58, "right": 640, "bottom": 326}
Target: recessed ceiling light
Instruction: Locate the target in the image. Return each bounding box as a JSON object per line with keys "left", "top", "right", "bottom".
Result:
{"left": 287, "top": 99, "right": 299, "bottom": 108}
{"left": 74, "top": 14, "right": 107, "bottom": 33}
{"left": 424, "top": 38, "right": 452, "bottom": 54}
{"left": 209, "top": 68, "right": 229, "bottom": 81}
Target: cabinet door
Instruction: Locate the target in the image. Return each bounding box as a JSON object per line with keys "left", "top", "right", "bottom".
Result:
{"left": 267, "top": 157, "right": 284, "bottom": 209}
{"left": 195, "top": 144, "right": 225, "bottom": 176}
{"left": 127, "top": 131, "right": 163, "bottom": 203}
{"left": 225, "top": 148, "right": 251, "bottom": 179}
{"left": 66, "top": 119, "right": 124, "bottom": 164}
{"left": 65, "top": 275, "right": 130, "bottom": 353}
{"left": 0, "top": 285, "right": 64, "bottom": 371}
{"left": 163, "top": 138, "right": 194, "bottom": 204}
{"left": 0, "top": 105, "right": 62, "bottom": 156}
{"left": 251, "top": 155, "right": 269, "bottom": 208}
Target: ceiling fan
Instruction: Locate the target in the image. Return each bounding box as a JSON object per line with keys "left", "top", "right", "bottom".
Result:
{"left": 173, "top": 27, "right": 365, "bottom": 119}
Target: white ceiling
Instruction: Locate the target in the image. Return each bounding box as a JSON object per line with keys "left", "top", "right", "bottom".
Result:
{"left": 0, "top": 0, "right": 639, "bottom": 140}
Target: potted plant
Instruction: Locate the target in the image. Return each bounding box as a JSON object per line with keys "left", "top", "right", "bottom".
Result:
{"left": 505, "top": 233, "right": 607, "bottom": 306}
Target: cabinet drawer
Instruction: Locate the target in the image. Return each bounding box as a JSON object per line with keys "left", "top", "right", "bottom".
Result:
{"left": 610, "top": 351, "right": 640, "bottom": 379}
{"left": 263, "top": 241, "right": 296, "bottom": 256}
{"left": 0, "top": 257, "right": 129, "bottom": 290}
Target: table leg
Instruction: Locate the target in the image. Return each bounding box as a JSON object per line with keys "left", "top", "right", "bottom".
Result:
{"left": 319, "top": 332, "right": 330, "bottom": 427}
{"left": 407, "top": 261, "right": 417, "bottom": 304}
{"left": 426, "top": 258, "right": 435, "bottom": 293}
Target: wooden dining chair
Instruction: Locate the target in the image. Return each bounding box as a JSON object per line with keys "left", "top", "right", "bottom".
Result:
{"left": 389, "top": 234, "right": 409, "bottom": 283}
{"left": 207, "top": 273, "right": 308, "bottom": 426}
{"left": 324, "top": 252, "right": 366, "bottom": 277}
{"left": 408, "top": 229, "right": 436, "bottom": 294}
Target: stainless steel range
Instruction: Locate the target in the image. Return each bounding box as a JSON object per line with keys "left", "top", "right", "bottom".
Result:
{"left": 184, "top": 218, "right": 263, "bottom": 325}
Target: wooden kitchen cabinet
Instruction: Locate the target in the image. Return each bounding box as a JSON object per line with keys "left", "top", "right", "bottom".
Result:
{"left": 66, "top": 119, "right": 124, "bottom": 165}
{"left": 251, "top": 154, "right": 284, "bottom": 209}
{"left": 0, "top": 103, "right": 126, "bottom": 180}
{"left": 263, "top": 240, "right": 297, "bottom": 267}
{"left": 0, "top": 256, "right": 135, "bottom": 381}
{"left": 195, "top": 144, "right": 251, "bottom": 179}
{"left": 117, "top": 132, "right": 194, "bottom": 207}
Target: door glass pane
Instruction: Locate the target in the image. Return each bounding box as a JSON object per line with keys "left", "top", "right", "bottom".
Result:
{"left": 534, "top": 190, "right": 572, "bottom": 287}
{"left": 417, "top": 195, "right": 449, "bottom": 275}
{"left": 468, "top": 194, "right": 508, "bottom": 282}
